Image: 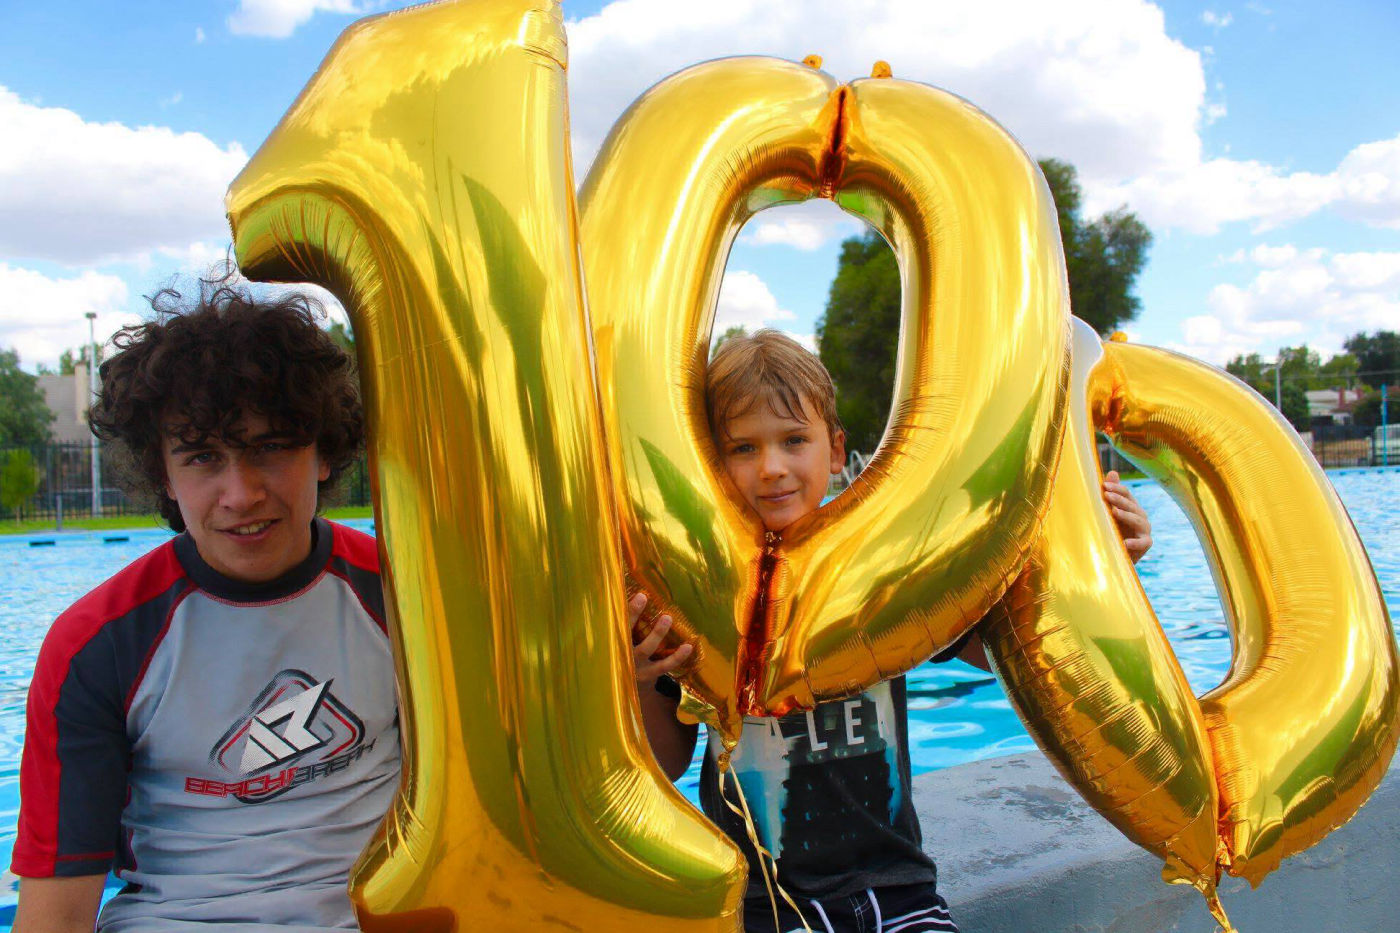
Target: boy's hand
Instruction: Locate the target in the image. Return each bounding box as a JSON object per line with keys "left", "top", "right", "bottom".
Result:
{"left": 629, "top": 593, "right": 694, "bottom": 686}
{"left": 1103, "top": 470, "right": 1153, "bottom": 563}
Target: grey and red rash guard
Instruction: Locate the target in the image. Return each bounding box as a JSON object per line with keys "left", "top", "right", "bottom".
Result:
{"left": 13, "top": 518, "right": 401, "bottom": 931}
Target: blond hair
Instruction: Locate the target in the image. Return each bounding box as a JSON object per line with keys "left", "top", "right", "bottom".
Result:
{"left": 705, "top": 329, "right": 842, "bottom": 440}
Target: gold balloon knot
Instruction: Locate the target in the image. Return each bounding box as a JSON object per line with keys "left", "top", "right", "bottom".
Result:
{"left": 871, "top": 60, "right": 892, "bottom": 78}
{"left": 1109, "top": 330, "right": 1129, "bottom": 342}
{"left": 802, "top": 54, "right": 823, "bottom": 69}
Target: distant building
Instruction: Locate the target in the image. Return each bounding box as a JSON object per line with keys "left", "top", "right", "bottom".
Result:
{"left": 36, "top": 364, "right": 93, "bottom": 444}
{"left": 1306, "top": 387, "right": 1366, "bottom": 425}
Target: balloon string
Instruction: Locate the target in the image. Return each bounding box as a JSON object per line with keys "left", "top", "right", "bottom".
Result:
{"left": 717, "top": 753, "right": 813, "bottom": 933}
{"left": 1198, "top": 881, "right": 1237, "bottom": 933}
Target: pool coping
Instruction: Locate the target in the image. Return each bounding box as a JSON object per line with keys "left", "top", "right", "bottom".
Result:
{"left": 916, "top": 748, "right": 1400, "bottom": 932}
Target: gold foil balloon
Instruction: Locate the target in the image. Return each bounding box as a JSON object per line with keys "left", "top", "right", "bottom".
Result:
{"left": 981, "top": 320, "right": 1225, "bottom": 918}
{"left": 984, "top": 320, "right": 1399, "bottom": 926}
{"left": 581, "top": 61, "right": 1070, "bottom": 743}
{"left": 224, "top": 1, "right": 744, "bottom": 930}
{"left": 1096, "top": 338, "right": 1399, "bottom": 886}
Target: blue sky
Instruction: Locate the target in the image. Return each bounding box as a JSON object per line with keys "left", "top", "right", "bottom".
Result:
{"left": 1, "top": 0, "right": 1396, "bottom": 372}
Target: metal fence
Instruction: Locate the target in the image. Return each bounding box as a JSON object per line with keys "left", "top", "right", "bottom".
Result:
{"left": 4, "top": 424, "right": 1395, "bottom": 526}
{"left": 0, "top": 442, "right": 143, "bottom": 523}
{"left": 0, "top": 442, "right": 377, "bottom": 524}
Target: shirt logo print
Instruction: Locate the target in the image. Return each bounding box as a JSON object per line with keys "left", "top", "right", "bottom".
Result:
{"left": 187, "top": 668, "right": 373, "bottom": 804}
{"left": 240, "top": 681, "right": 330, "bottom": 772}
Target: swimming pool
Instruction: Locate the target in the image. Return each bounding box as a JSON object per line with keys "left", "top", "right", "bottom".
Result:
{"left": 1, "top": 468, "right": 1396, "bottom": 923}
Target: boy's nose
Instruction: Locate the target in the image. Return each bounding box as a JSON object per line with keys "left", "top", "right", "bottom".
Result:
{"left": 758, "top": 448, "right": 787, "bottom": 479}
{"left": 220, "top": 460, "right": 267, "bottom": 510}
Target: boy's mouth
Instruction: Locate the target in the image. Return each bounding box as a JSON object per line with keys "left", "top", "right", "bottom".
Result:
{"left": 223, "top": 519, "right": 278, "bottom": 538}
{"left": 759, "top": 491, "right": 797, "bottom": 504}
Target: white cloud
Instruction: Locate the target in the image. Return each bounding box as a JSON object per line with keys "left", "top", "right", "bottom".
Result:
{"left": 227, "top": 0, "right": 364, "bottom": 39}
{"left": 714, "top": 270, "right": 796, "bottom": 334}
{"left": 567, "top": 0, "right": 1207, "bottom": 184}
{"left": 1172, "top": 246, "right": 1400, "bottom": 363}
{"left": 0, "top": 264, "right": 136, "bottom": 369}
{"left": 741, "top": 200, "right": 866, "bottom": 251}
{"left": 1334, "top": 135, "right": 1400, "bottom": 229}
{"left": 749, "top": 218, "right": 836, "bottom": 251}
{"left": 0, "top": 87, "right": 247, "bottom": 266}
{"left": 566, "top": 3, "right": 1395, "bottom": 238}
{"left": 1086, "top": 158, "right": 1339, "bottom": 234}
{"left": 195, "top": 26, "right": 207, "bottom": 44}
{"left": 159, "top": 91, "right": 183, "bottom": 108}
{"left": 785, "top": 332, "right": 818, "bottom": 353}
{"left": 1084, "top": 136, "right": 1400, "bottom": 234}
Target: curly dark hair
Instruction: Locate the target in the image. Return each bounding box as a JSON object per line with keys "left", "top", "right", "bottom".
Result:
{"left": 90, "top": 277, "right": 363, "bottom": 532}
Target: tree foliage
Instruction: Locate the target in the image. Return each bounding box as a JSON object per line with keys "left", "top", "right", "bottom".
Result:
{"left": 0, "top": 349, "right": 55, "bottom": 446}
{"left": 1224, "top": 352, "right": 1311, "bottom": 429}
{"left": 1343, "top": 331, "right": 1400, "bottom": 389}
{"left": 816, "top": 158, "right": 1152, "bottom": 451}
{"left": 815, "top": 235, "right": 902, "bottom": 452}
{"left": 1039, "top": 159, "right": 1154, "bottom": 336}
{"left": 0, "top": 449, "right": 40, "bottom": 520}
{"left": 710, "top": 324, "right": 748, "bottom": 357}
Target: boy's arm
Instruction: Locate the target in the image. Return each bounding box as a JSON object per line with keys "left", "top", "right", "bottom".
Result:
{"left": 14, "top": 876, "right": 105, "bottom": 933}
{"left": 629, "top": 595, "right": 699, "bottom": 781}
{"left": 954, "top": 473, "right": 1155, "bottom": 673}
{"left": 13, "top": 611, "right": 130, "bottom": 921}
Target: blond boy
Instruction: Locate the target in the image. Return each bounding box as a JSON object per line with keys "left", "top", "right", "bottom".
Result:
{"left": 634, "top": 330, "right": 1150, "bottom": 933}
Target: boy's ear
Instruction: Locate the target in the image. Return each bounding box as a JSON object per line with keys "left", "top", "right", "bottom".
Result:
{"left": 829, "top": 428, "right": 846, "bottom": 474}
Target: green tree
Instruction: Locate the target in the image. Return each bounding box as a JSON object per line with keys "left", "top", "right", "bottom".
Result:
{"left": 1344, "top": 331, "right": 1400, "bottom": 389}
{"left": 0, "top": 349, "right": 55, "bottom": 446}
{"left": 710, "top": 324, "right": 749, "bottom": 358}
{"left": 1038, "top": 159, "right": 1153, "bottom": 335}
{"left": 1225, "top": 351, "right": 1311, "bottom": 430}
{"left": 1351, "top": 389, "right": 1384, "bottom": 429}
{"left": 54, "top": 344, "right": 107, "bottom": 376}
{"left": 1318, "top": 352, "right": 1359, "bottom": 388}
{"left": 1278, "top": 344, "right": 1322, "bottom": 390}
{"left": 815, "top": 235, "right": 902, "bottom": 452}
{"left": 816, "top": 158, "right": 1152, "bottom": 451}
{"left": 0, "top": 449, "right": 40, "bottom": 522}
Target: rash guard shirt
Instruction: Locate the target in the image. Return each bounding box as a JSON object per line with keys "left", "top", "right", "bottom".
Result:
{"left": 13, "top": 519, "right": 401, "bottom": 931}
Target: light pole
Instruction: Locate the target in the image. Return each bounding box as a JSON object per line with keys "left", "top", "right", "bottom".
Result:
{"left": 1260, "top": 359, "right": 1283, "bottom": 412}
{"left": 86, "top": 312, "right": 101, "bottom": 517}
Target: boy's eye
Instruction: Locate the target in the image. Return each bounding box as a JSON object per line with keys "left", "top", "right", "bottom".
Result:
{"left": 183, "top": 451, "right": 217, "bottom": 466}
{"left": 729, "top": 443, "right": 755, "bottom": 455}
{"left": 785, "top": 435, "right": 808, "bottom": 446}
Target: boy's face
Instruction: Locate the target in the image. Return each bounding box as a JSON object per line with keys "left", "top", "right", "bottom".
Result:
{"left": 718, "top": 396, "right": 845, "bottom": 533}
{"left": 162, "top": 411, "right": 329, "bottom": 583}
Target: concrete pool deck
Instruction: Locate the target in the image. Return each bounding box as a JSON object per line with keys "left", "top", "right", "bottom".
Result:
{"left": 916, "top": 750, "right": 1399, "bottom": 932}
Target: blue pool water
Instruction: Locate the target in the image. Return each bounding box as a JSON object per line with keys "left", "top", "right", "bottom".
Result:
{"left": 0, "top": 468, "right": 1396, "bottom": 923}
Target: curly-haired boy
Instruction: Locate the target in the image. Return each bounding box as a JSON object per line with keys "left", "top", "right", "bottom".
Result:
{"left": 12, "top": 281, "right": 400, "bottom": 932}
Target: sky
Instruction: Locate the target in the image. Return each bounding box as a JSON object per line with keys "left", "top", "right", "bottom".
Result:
{"left": 0, "top": 0, "right": 1397, "bottom": 375}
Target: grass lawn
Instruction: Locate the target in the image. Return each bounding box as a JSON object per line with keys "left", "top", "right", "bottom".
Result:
{"left": 0, "top": 505, "right": 375, "bottom": 536}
